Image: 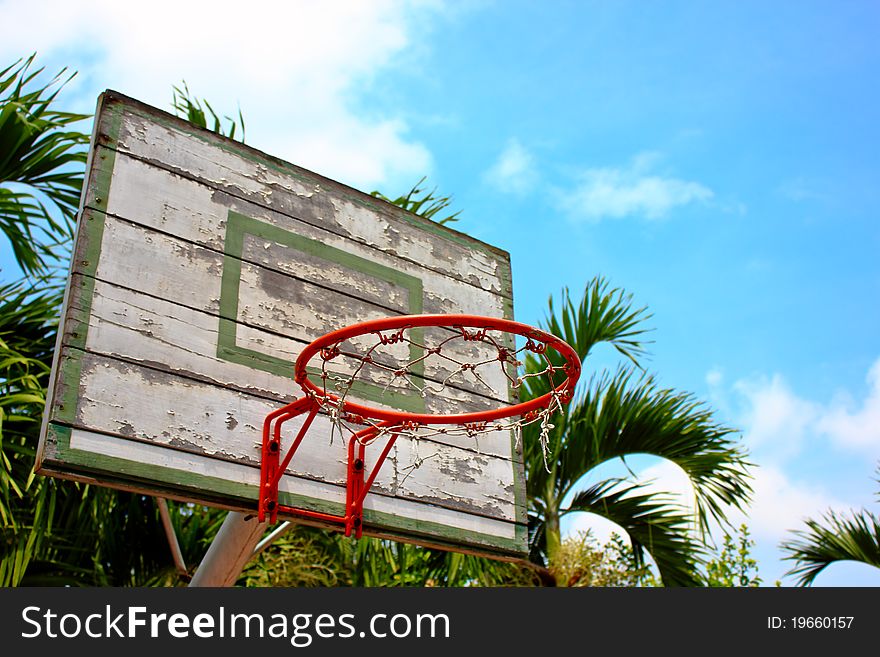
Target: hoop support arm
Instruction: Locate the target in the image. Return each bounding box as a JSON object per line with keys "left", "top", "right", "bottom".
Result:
{"left": 259, "top": 400, "right": 399, "bottom": 538}
{"left": 259, "top": 396, "right": 318, "bottom": 523}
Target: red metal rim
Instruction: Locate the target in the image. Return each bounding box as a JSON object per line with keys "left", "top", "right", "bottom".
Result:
{"left": 294, "top": 314, "right": 581, "bottom": 426}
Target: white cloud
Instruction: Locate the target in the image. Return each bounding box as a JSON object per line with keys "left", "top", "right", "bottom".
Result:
{"left": 563, "top": 511, "right": 628, "bottom": 546}
{"left": 817, "top": 358, "right": 880, "bottom": 451}
{"left": 558, "top": 457, "right": 844, "bottom": 582}
{"left": 483, "top": 138, "right": 536, "bottom": 195}
{"left": 739, "top": 465, "right": 843, "bottom": 541}
{"left": 715, "top": 464, "right": 846, "bottom": 586}
{"left": 559, "top": 359, "right": 880, "bottom": 585}
{"left": 705, "top": 367, "right": 724, "bottom": 388}
{"left": 732, "top": 357, "right": 880, "bottom": 458}
{"left": 732, "top": 374, "right": 819, "bottom": 458}
{"left": 637, "top": 457, "right": 836, "bottom": 543}
{"left": 557, "top": 151, "right": 713, "bottom": 222}
{"left": 0, "top": 0, "right": 438, "bottom": 190}
{"left": 562, "top": 458, "right": 839, "bottom": 542}
{"left": 562, "top": 459, "right": 699, "bottom": 546}
{"left": 638, "top": 460, "right": 697, "bottom": 509}
{"left": 627, "top": 460, "right": 838, "bottom": 547}
{"left": 724, "top": 359, "right": 880, "bottom": 582}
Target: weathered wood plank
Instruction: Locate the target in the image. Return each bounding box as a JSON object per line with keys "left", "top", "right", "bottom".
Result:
{"left": 93, "top": 95, "right": 513, "bottom": 302}
{"left": 80, "top": 211, "right": 514, "bottom": 404}
{"left": 60, "top": 349, "right": 520, "bottom": 522}
{"left": 62, "top": 274, "right": 519, "bottom": 460}
{"left": 40, "top": 426, "right": 523, "bottom": 552}
{"left": 92, "top": 149, "right": 512, "bottom": 318}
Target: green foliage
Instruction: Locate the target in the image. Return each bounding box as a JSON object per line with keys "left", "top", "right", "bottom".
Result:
{"left": 0, "top": 298, "right": 216, "bottom": 582}
{"left": 780, "top": 469, "right": 880, "bottom": 586}
{"left": 0, "top": 281, "right": 124, "bottom": 585}
{"left": 521, "top": 278, "right": 753, "bottom": 586}
{"left": 140, "top": 502, "right": 226, "bottom": 586}
{"left": 171, "top": 82, "right": 245, "bottom": 142}
{"left": 540, "top": 277, "right": 652, "bottom": 368}
{"left": 550, "top": 524, "right": 763, "bottom": 588}
{"left": 240, "top": 523, "right": 538, "bottom": 587}
{"left": 338, "top": 535, "right": 536, "bottom": 587}
{"left": 551, "top": 531, "right": 656, "bottom": 587}
{"left": 0, "top": 55, "right": 88, "bottom": 279}
{"left": 371, "top": 176, "right": 461, "bottom": 225}
{"left": 0, "top": 54, "right": 99, "bottom": 585}
{"left": 240, "top": 524, "right": 343, "bottom": 587}
{"left": 0, "top": 282, "right": 56, "bottom": 584}
{"left": 704, "top": 524, "right": 762, "bottom": 587}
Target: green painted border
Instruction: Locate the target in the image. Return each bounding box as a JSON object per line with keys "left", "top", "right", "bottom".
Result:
{"left": 43, "top": 422, "right": 525, "bottom": 556}
{"left": 216, "top": 210, "right": 427, "bottom": 412}
{"left": 45, "top": 96, "right": 122, "bottom": 429}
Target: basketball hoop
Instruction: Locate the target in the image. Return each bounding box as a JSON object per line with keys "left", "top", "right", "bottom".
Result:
{"left": 259, "top": 314, "right": 581, "bottom": 536}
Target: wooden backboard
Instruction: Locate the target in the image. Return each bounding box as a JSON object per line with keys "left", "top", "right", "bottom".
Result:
{"left": 36, "top": 91, "right": 527, "bottom": 558}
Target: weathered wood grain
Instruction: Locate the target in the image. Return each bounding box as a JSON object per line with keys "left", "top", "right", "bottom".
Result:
{"left": 62, "top": 275, "right": 518, "bottom": 460}
{"left": 62, "top": 349, "right": 518, "bottom": 522}
{"left": 93, "top": 151, "right": 506, "bottom": 317}
{"left": 95, "top": 96, "right": 513, "bottom": 302}
{"left": 81, "top": 211, "right": 514, "bottom": 403}
{"left": 60, "top": 427, "right": 522, "bottom": 548}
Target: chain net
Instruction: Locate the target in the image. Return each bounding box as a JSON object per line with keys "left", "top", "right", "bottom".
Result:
{"left": 301, "top": 323, "right": 571, "bottom": 473}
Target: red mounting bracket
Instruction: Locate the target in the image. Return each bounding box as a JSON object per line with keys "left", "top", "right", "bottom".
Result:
{"left": 259, "top": 398, "right": 399, "bottom": 539}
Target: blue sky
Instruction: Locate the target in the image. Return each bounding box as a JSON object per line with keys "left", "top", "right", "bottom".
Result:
{"left": 3, "top": 0, "right": 879, "bottom": 585}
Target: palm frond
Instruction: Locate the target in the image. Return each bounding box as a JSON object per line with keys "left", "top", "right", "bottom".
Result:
{"left": 333, "top": 534, "right": 531, "bottom": 587}
{"left": 525, "top": 366, "right": 752, "bottom": 539}
{"left": 520, "top": 280, "right": 752, "bottom": 585}
{"left": 371, "top": 176, "right": 461, "bottom": 225}
{"left": 0, "top": 282, "right": 58, "bottom": 584}
{"left": 171, "top": 81, "right": 246, "bottom": 142}
{"left": 580, "top": 368, "right": 749, "bottom": 530}
{"left": 0, "top": 54, "right": 89, "bottom": 278}
{"left": 564, "top": 479, "right": 705, "bottom": 586}
{"left": 0, "top": 281, "right": 194, "bottom": 586}
{"left": 521, "top": 278, "right": 652, "bottom": 399}
{"left": 781, "top": 509, "right": 880, "bottom": 586}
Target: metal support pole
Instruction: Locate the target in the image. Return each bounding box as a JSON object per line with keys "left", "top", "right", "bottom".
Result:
{"left": 189, "top": 511, "right": 268, "bottom": 587}
{"left": 252, "top": 521, "right": 292, "bottom": 557}
{"left": 156, "top": 498, "right": 188, "bottom": 578}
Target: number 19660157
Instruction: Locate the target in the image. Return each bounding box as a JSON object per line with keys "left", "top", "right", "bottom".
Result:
{"left": 768, "top": 616, "right": 854, "bottom": 629}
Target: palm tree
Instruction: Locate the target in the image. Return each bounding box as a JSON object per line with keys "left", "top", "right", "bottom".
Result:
{"left": 780, "top": 467, "right": 880, "bottom": 586}
{"left": 171, "top": 81, "right": 246, "bottom": 143}
{"left": 520, "top": 279, "right": 753, "bottom": 586}
{"left": 1, "top": 56, "right": 752, "bottom": 587}
{"left": 0, "top": 55, "right": 88, "bottom": 280}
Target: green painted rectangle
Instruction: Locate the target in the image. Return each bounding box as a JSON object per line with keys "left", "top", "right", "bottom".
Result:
{"left": 216, "top": 210, "right": 427, "bottom": 412}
